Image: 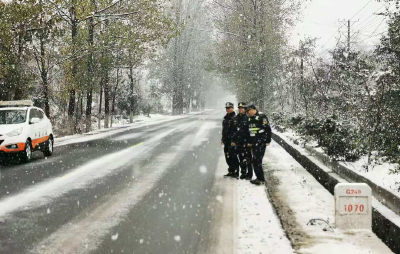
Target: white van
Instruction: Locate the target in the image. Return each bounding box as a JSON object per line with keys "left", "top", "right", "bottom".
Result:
{"left": 0, "top": 100, "right": 54, "bottom": 162}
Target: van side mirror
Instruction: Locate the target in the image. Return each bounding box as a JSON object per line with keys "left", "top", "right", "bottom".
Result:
{"left": 30, "top": 117, "right": 40, "bottom": 124}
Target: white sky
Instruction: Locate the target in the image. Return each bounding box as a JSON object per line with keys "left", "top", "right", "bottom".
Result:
{"left": 291, "top": 0, "right": 395, "bottom": 58}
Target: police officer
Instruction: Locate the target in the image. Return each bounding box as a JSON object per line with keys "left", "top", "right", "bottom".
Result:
{"left": 232, "top": 102, "right": 253, "bottom": 180}
{"left": 221, "top": 102, "right": 239, "bottom": 178}
{"left": 246, "top": 104, "right": 272, "bottom": 185}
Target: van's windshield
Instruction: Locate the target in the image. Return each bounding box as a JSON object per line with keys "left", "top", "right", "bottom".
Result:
{"left": 0, "top": 109, "right": 27, "bottom": 124}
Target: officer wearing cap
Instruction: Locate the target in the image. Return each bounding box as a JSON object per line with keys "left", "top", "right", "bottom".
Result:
{"left": 231, "top": 102, "right": 253, "bottom": 180}
{"left": 246, "top": 104, "right": 272, "bottom": 185}
{"left": 221, "top": 102, "right": 239, "bottom": 178}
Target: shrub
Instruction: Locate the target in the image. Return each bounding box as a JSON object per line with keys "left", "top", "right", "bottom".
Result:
{"left": 319, "top": 122, "right": 363, "bottom": 161}
{"left": 271, "top": 112, "right": 286, "bottom": 127}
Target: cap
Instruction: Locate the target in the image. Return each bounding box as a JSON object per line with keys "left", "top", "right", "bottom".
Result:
{"left": 246, "top": 104, "right": 256, "bottom": 111}
{"left": 225, "top": 102, "right": 234, "bottom": 108}
{"left": 238, "top": 102, "right": 247, "bottom": 108}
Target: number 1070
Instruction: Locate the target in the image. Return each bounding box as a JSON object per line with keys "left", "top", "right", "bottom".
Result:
{"left": 344, "top": 204, "right": 365, "bottom": 213}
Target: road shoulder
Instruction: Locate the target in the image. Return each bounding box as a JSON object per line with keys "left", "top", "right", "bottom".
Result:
{"left": 201, "top": 150, "right": 294, "bottom": 254}
{"left": 264, "top": 142, "right": 393, "bottom": 254}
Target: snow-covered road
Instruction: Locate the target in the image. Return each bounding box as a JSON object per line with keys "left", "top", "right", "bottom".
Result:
{"left": 0, "top": 109, "right": 392, "bottom": 254}
{"left": 0, "top": 110, "right": 293, "bottom": 254}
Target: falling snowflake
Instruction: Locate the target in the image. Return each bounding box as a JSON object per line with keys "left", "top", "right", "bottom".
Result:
{"left": 111, "top": 233, "right": 118, "bottom": 241}
{"left": 199, "top": 165, "right": 207, "bottom": 174}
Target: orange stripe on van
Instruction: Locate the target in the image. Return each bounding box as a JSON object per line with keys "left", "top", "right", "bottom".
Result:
{"left": 0, "top": 143, "right": 25, "bottom": 153}
{"left": 32, "top": 135, "right": 50, "bottom": 149}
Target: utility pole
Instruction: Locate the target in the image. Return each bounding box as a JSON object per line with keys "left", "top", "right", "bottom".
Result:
{"left": 300, "top": 41, "right": 304, "bottom": 87}
{"left": 339, "top": 19, "right": 358, "bottom": 52}
{"left": 348, "top": 20, "right": 351, "bottom": 52}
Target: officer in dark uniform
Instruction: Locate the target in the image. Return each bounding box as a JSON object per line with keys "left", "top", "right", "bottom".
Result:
{"left": 232, "top": 102, "right": 253, "bottom": 180}
{"left": 221, "top": 102, "right": 239, "bottom": 178}
{"left": 246, "top": 104, "right": 272, "bottom": 185}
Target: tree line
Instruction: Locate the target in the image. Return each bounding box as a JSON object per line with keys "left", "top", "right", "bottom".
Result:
{"left": 210, "top": 0, "right": 400, "bottom": 167}
{"left": 1, "top": 0, "right": 209, "bottom": 135}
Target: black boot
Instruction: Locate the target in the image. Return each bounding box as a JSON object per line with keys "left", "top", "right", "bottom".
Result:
{"left": 230, "top": 172, "right": 239, "bottom": 179}
{"left": 224, "top": 172, "right": 233, "bottom": 177}
{"left": 250, "top": 179, "right": 265, "bottom": 185}
{"left": 239, "top": 174, "right": 247, "bottom": 179}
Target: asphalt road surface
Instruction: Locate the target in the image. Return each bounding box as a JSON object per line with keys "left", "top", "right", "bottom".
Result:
{"left": 0, "top": 110, "right": 232, "bottom": 254}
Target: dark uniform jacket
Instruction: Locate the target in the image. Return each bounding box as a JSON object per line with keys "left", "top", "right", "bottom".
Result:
{"left": 222, "top": 111, "right": 236, "bottom": 144}
{"left": 232, "top": 113, "right": 250, "bottom": 145}
{"left": 248, "top": 111, "right": 272, "bottom": 145}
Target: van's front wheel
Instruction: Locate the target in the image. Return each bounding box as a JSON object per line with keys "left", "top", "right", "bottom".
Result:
{"left": 43, "top": 136, "right": 53, "bottom": 157}
{"left": 21, "top": 140, "right": 32, "bottom": 162}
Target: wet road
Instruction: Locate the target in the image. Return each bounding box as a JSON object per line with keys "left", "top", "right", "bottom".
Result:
{"left": 0, "top": 110, "right": 227, "bottom": 254}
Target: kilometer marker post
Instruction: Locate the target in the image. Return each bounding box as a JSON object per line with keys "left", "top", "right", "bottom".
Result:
{"left": 334, "top": 183, "right": 372, "bottom": 230}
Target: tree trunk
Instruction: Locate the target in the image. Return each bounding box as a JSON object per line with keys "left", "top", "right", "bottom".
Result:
{"left": 111, "top": 65, "right": 120, "bottom": 128}
{"left": 172, "top": 0, "right": 183, "bottom": 115}
{"left": 85, "top": 12, "right": 95, "bottom": 133}
{"left": 98, "top": 84, "right": 103, "bottom": 130}
{"left": 129, "top": 65, "right": 135, "bottom": 123}
{"left": 68, "top": 2, "right": 78, "bottom": 134}
{"left": 14, "top": 27, "right": 25, "bottom": 100}
{"left": 86, "top": 89, "right": 93, "bottom": 132}
{"left": 39, "top": 21, "right": 50, "bottom": 118}
{"left": 104, "top": 71, "right": 110, "bottom": 128}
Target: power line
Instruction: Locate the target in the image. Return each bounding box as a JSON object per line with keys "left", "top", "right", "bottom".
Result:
{"left": 352, "top": 1, "right": 394, "bottom": 31}
{"left": 317, "top": 1, "right": 391, "bottom": 56}
{"left": 356, "top": 15, "right": 384, "bottom": 33}
{"left": 349, "top": 2, "right": 395, "bottom": 42}
{"left": 369, "top": 17, "right": 386, "bottom": 36}
{"left": 305, "top": 21, "right": 338, "bottom": 28}
{"left": 350, "top": 0, "right": 374, "bottom": 20}
{"left": 320, "top": 1, "right": 375, "bottom": 51}
{"left": 354, "top": 31, "right": 386, "bottom": 43}
{"left": 320, "top": 22, "right": 347, "bottom": 49}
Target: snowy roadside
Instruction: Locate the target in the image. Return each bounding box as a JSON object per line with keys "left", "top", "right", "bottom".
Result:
{"left": 202, "top": 150, "right": 294, "bottom": 254}
{"left": 264, "top": 141, "right": 393, "bottom": 254}
{"left": 276, "top": 128, "right": 400, "bottom": 203}
{"left": 54, "top": 110, "right": 211, "bottom": 147}
{"left": 236, "top": 178, "right": 294, "bottom": 254}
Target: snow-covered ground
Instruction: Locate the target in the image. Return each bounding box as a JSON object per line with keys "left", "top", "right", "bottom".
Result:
{"left": 277, "top": 129, "right": 400, "bottom": 203}
{"left": 206, "top": 150, "right": 294, "bottom": 254}
{"left": 264, "top": 141, "right": 393, "bottom": 254}
{"left": 237, "top": 180, "right": 294, "bottom": 254}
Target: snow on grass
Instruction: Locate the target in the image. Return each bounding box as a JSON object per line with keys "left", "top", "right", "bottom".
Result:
{"left": 341, "top": 157, "right": 400, "bottom": 195}
{"left": 237, "top": 179, "right": 294, "bottom": 254}
{"left": 275, "top": 128, "right": 400, "bottom": 207}
{"left": 265, "top": 141, "right": 393, "bottom": 254}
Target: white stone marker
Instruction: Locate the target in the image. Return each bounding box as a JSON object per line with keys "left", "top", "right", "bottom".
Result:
{"left": 334, "top": 183, "right": 372, "bottom": 230}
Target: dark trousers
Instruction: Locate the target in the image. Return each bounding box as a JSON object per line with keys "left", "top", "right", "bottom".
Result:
{"left": 224, "top": 142, "right": 239, "bottom": 173}
{"left": 237, "top": 144, "right": 253, "bottom": 177}
{"left": 251, "top": 143, "right": 266, "bottom": 181}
